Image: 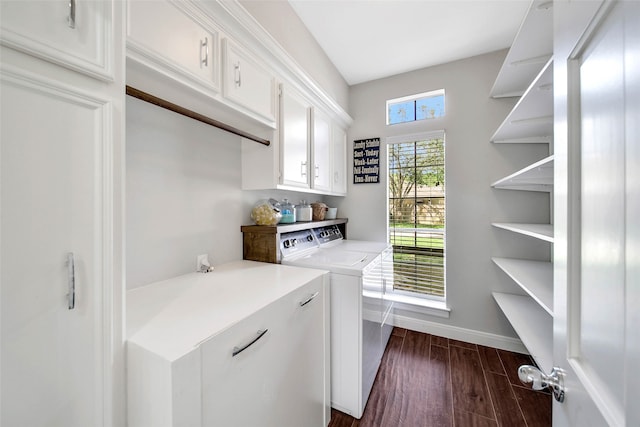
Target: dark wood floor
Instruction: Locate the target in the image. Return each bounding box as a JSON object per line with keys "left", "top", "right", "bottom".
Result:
{"left": 329, "top": 328, "right": 551, "bottom": 427}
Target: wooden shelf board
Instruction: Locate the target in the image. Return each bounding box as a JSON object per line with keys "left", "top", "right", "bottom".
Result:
{"left": 241, "top": 218, "right": 348, "bottom": 234}
{"left": 490, "top": 0, "right": 553, "bottom": 98}
{"left": 492, "top": 222, "right": 554, "bottom": 243}
{"left": 492, "top": 155, "right": 554, "bottom": 192}
{"left": 491, "top": 59, "right": 554, "bottom": 142}
{"left": 492, "top": 257, "right": 553, "bottom": 315}
{"left": 493, "top": 292, "right": 553, "bottom": 372}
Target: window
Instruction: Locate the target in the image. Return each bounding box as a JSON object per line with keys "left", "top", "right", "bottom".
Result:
{"left": 386, "top": 89, "right": 445, "bottom": 125}
{"left": 388, "top": 131, "right": 445, "bottom": 300}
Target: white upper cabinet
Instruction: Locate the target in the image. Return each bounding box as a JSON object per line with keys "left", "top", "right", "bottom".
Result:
{"left": 0, "top": 0, "right": 114, "bottom": 80}
{"left": 127, "top": 0, "right": 220, "bottom": 93}
{"left": 331, "top": 124, "right": 348, "bottom": 195}
{"left": 312, "top": 108, "right": 332, "bottom": 192}
{"left": 280, "top": 84, "right": 312, "bottom": 189}
{"left": 222, "top": 38, "right": 276, "bottom": 125}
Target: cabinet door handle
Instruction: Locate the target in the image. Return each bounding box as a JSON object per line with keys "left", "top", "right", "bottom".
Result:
{"left": 234, "top": 62, "right": 241, "bottom": 87}
{"left": 67, "top": 252, "right": 76, "bottom": 310}
{"left": 68, "top": 0, "right": 76, "bottom": 29}
{"left": 232, "top": 329, "right": 268, "bottom": 357}
{"left": 315, "top": 165, "right": 320, "bottom": 178}
{"left": 299, "top": 291, "right": 319, "bottom": 307}
{"left": 200, "top": 37, "right": 209, "bottom": 67}
{"left": 301, "top": 161, "right": 307, "bottom": 176}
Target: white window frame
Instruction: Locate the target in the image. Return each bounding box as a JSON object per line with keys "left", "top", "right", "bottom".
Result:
{"left": 385, "top": 130, "right": 448, "bottom": 313}
{"left": 386, "top": 89, "right": 445, "bottom": 125}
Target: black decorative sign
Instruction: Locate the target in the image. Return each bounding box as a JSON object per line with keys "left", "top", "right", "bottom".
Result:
{"left": 353, "top": 138, "right": 380, "bottom": 184}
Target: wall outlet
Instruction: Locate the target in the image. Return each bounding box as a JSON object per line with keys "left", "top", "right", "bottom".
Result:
{"left": 197, "top": 254, "right": 209, "bottom": 272}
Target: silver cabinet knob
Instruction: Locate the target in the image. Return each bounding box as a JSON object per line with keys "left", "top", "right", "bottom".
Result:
{"left": 518, "top": 365, "right": 565, "bottom": 402}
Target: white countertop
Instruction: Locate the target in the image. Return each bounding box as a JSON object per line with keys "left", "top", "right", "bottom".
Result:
{"left": 127, "top": 260, "right": 328, "bottom": 362}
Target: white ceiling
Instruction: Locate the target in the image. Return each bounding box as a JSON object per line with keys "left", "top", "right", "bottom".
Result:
{"left": 288, "top": 0, "right": 531, "bottom": 85}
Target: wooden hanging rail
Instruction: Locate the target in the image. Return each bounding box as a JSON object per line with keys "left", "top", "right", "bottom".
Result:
{"left": 126, "top": 85, "right": 271, "bottom": 146}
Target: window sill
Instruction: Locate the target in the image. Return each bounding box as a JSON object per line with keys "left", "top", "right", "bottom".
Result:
{"left": 384, "top": 293, "right": 450, "bottom": 319}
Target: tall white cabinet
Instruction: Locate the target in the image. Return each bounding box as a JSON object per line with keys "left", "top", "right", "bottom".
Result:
{"left": 490, "top": 0, "right": 555, "bottom": 372}
{"left": 0, "top": 1, "right": 125, "bottom": 425}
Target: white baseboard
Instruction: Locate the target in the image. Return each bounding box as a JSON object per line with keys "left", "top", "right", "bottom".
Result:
{"left": 390, "top": 312, "right": 528, "bottom": 354}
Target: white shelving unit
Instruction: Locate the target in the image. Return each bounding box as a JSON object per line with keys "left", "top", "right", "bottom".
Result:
{"left": 491, "top": 155, "right": 554, "bottom": 191}
{"left": 491, "top": 60, "right": 553, "bottom": 144}
{"left": 492, "top": 257, "right": 553, "bottom": 315}
{"left": 490, "top": 0, "right": 553, "bottom": 98}
{"left": 493, "top": 292, "right": 553, "bottom": 372}
{"left": 492, "top": 222, "right": 553, "bottom": 242}
{"left": 490, "top": 0, "right": 554, "bottom": 370}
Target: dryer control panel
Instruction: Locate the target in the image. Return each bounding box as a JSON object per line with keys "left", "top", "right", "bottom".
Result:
{"left": 312, "top": 225, "right": 344, "bottom": 246}
{"left": 280, "top": 229, "right": 318, "bottom": 258}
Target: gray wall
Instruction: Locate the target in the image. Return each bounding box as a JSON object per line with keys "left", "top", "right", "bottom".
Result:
{"left": 329, "top": 50, "right": 551, "bottom": 339}
{"left": 126, "top": 96, "right": 324, "bottom": 290}
{"left": 239, "top": 0, "right": 349, "bottom": 112}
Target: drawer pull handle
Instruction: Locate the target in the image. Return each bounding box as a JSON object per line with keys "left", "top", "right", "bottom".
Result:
{"left": 232, "top": 329, "right": 268, "bottom": 357}
{"left": 68, "top": 0, "right": 76, "bottom": 29}
{"left": 299, "top": 291, "right": 319, "bottom": 307}
{"left": 234, "top": 62, "right": 241, "bottom": 87}
{"left": 67, "top": 252, "right": 76, "bottom": 310}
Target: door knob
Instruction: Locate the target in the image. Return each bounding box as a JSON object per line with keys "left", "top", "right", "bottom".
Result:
{"left": 518, "top": 365, "right": 565, "bottom": 403}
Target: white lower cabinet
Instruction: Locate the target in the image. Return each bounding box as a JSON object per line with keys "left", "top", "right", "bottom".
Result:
{"left": 127, "top": 262, "right": 330, "bottom": 427}
{"left": 201, "top": 277, "right": 328, "bottom": 427}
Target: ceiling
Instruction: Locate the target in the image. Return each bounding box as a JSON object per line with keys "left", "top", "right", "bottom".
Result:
{"left": 288, "top": 0, "right": 531, "bottom": 86}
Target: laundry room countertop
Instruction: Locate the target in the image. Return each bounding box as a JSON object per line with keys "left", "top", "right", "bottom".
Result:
{"left": 126, "top": 260, "right": 328, "bottom": 361}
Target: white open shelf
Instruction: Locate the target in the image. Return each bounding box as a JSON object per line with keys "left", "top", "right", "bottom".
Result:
{"left": 492, "top": 155, "right": 554, "bottom": 192}
{"left": 491, "top": 60, "right": 553, "bottom": 143}
{"left": 492, "top": 257, "right": 553, "bottom": 315}
{"left": 493, "top": 292, "right": 553, "bottom": 372}
{"left": 490, "top": 0, "right": 553, "bottom": 98}
{"left": 492, "top": 222, "right": 554, "bottom": 243}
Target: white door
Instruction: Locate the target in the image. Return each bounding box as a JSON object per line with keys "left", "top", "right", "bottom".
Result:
{"left": 0, "top": 69, "right": 113, "bottom": 426}
{"left": 553, "top": 1, "right": 639, "bottom": 426}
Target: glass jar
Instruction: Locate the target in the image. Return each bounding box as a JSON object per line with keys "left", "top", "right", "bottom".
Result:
{"left": 279, "top": 198, "right": 296, "bottom": 223}
{"left": 296, "top": 200, "right": 312, "bottom": 222}
{"left": 250, "top": 199, "right": 281, "bottom": 226}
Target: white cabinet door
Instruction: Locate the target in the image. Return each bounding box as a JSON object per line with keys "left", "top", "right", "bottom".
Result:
{"left": 1, "top": 70, "right": 114, "bottom": 427}
{"left": 222, "top": 39, "right": 276, "bottom": 124}
{"left": 127, "top": 0, "right": 219, "bottom": 92}
{"left": 312, "top": 108, "right": 332, "bottom": 192}
{"left": 332, "top": 124, "right": 348, "bottom": 195}
{"left": 200, "top": 277, "right": 327, "bottom": 427}
{"left": 0, "top": 0, "right": 113, "bottom": 80}
{"left": 280, "top": 84, "right": 311, "bottom": 188}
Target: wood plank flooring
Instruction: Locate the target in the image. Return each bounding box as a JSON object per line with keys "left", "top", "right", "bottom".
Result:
{"left": 328, "top": 328, "right": 551, "bottom": 427}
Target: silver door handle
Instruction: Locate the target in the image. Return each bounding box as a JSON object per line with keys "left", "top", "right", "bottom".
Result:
{"left": 67, "top": 252, "right": 75, "bottom": 310}
{"left": 68, "top": 0, "right": 76, "bottom": 29}
{"left": 299, "top": 291, "right": 319, "bottom": 307}
{"left": 232, "top": 329, "right": 268, "bottom": 357}
{"left": 518, "top": 365, "right": 565, "bottom": 402}
{"left": 200, "top": 37, "right": 209, "bottom": 67}
{"left": 315, "top": 164, "right": 320, "bottom": 178}
{"left": 300, "top": 161, "right": 307, "bottom": 176}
